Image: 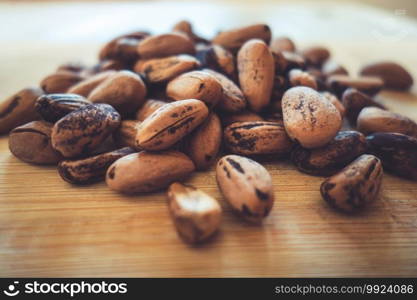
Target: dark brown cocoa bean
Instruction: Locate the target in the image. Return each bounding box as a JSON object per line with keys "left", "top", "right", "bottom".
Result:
{"left": 9, "top": 121, "right": 62, "bottom": 164}
{"left": 320, "top": 154, "right": 383, "bottom": 213}
{"left": 327, "top": 75, "right": 383, "bottom": 97}
{"left": 366, "top": 132, "right": 417, "bottom": 180}
{"left": 342, "top": 88, "right": 386, "bottom": 125}
{"left": 58, "top": 147, "right": 135, "bottom": 184}
{"left": 301, "top": 46, "right": 330, "bottom": 67}
{"left": 51, "top": 103, "right": 121, "bottom": 158}
{"left": 291, "top": 131, "right": 367, "bottom": 176}
{"left": 224, "top": 121, "right": 293, "bottom": 155}
{"left": 35, "top": 93, "right": 91, "bottom": 123}
{"left": 40, "top": 71, "right": 84, "bottom": 94}
{"left": 0, "top": 87, "right": 43, "bottom": 134}
{"left": 360, "top": 61, "right": 413, "bottom": 90}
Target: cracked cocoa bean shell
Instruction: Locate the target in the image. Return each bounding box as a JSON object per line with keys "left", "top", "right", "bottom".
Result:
{"left": 167, "top": 182, "right": 222, "bottom": 244}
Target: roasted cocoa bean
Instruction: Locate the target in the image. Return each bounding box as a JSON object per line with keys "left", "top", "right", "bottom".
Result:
{"left": 137, "top": 33, "right": 195, "bottom": 59}
{"left": 212, "top": 24, "right": 271, "bottom": 53}
{"left": 360, "top": 61, "right": 413, "bottom": 90}
{"left": 134, "top": 55, "right": 200, "bottom": 83}
{"left": 9, "top": 120, "right": 62, "bottom": 164}
{"left": 282, "top": 87, "right": 342, "bottom": 148}
{"left": 184, "top": 113, "right": 222, "bottom": 170}
{"left": 106, "top": 150, "right": 195, "bottom": 193}
{"left": 291, "top": 131, "right": 367, "bottom": 176}
{"left": 40, "top": 71, "right": 84, "bottom": 93}
{"left": 67, "top": 70, "right": 116, "bottom": 97}
{"left": 224, "top": 121, "right": 293, "bottom": 155}
{"left": 88, "top": 70, "right": 147, "bottom": 116}
{"left": 35, "top": 93, "right": 90, "bottom": 123}
{"left": 366, "top": 132, "right": 417, "bottom": 180}
{"left": 327, "top": 75, "right": 384, "bottom": 97}
{"left": 341, "top": 88, "right": 385, "bottom": 125}
{"left": 166, "top": 71, "right": 222, "bottom": 108}
{"left": 58, "top": 147, "right": 135, "bottom": 184}
{"left": 51, "top": 103, "right": 121, "bottom": 158}
{"left": 357, "top": 107, "right": 417, "bottom": 138}
{"left": 216, "top": 154, "right": 274, "bottom": 223}
{"left": 320, "top": 154, "right": 383, "bottom": 213}
{"left": 237, "top": 39, "right": 275, "bottom": 112}
{"left": 113, "top": 120, "right": 141, "bottom": 149}
{"left": 135, "top": 99, "right": 208, "bottom": 151}
{"left": 0, "top": 87, "right": 43, "bottom": 134}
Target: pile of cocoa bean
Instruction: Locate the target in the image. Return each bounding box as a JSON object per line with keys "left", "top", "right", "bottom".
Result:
{"left": 1, "top": 22, "right": 416, "bottom": 244}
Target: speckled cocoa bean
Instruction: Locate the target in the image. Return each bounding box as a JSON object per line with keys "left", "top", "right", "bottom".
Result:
{"left": 320, "top": 154, "right": 383, "bottom": 213}
{"left": 51, "top": 103, "right": 121, "bottom": 158}
{"left": 134, "top": 55, "right": 200, "bottom": 83}
{"left": 35, "top": 93, "right": 90, "bottom": 123}
{"left": 135, "top": 99, "right": 208, "bottom": 151}
{"left": 291, "top": 131, "right": 367, "bottom": 176}
{"left": 58, "top": 147, "right": 135, "bottom": 184}
{"left": 216, "top": 154, "right": 274, "bottom": 223}
{"left": 224, "top": 121, "right": 293, "bottom": 156}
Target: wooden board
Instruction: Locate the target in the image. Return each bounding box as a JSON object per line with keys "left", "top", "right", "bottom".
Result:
{"left": 0, "top": 2, "right": 417, "bottom": 277}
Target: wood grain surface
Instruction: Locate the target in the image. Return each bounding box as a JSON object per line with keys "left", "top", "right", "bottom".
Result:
{"left": 0, "top": 1, "right": 417, "bottom": 277}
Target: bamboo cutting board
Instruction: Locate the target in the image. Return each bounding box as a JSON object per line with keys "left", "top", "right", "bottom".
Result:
{"left": 0, "top": 2, "right": 417, "bottom": 277}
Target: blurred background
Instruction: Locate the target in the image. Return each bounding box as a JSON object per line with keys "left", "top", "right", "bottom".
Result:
{"left": 0, "top": 0, "right": 416, "bottom": 97}
{"left": 5, "top": 0, "right": 417, "bottom": 18}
